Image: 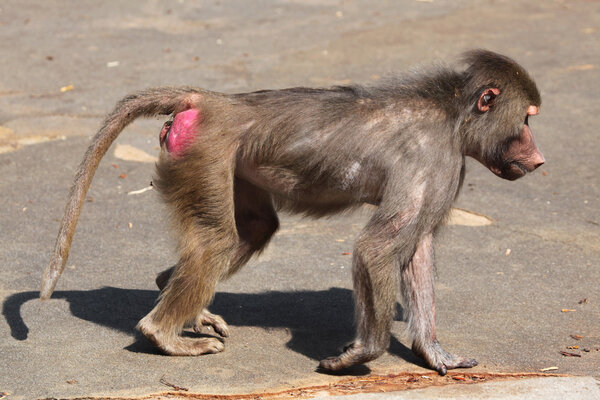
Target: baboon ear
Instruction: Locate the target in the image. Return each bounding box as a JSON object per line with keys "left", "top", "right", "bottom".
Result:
{"left": 477, "top": 88, "right": 500, "bottom": 112}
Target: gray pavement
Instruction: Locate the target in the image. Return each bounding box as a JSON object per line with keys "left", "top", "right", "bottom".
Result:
{"left": 0, "top": 1, "right": 599, "bottom": 399}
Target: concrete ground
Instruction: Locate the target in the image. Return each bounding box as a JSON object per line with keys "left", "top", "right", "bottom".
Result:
{"left": 0, "top": 1, "right": 598, "bottom": 399}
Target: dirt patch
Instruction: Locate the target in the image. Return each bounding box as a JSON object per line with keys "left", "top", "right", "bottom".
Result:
{"left": 114, "top": 143, "right": 158, "bottom": 163}
{"left": 43, "top": 372, "right": 562, "bottom": 400}
{"left": 0, "top": 126, "right": 65, "bottom": 154}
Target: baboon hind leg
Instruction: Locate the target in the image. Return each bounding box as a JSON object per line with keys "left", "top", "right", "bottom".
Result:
{"left": 137, "top": 143, "right": 238, "bottom": 356}
{"left": 154, "top": 177, "right": 279, "bottom": 339}
{"left": 155, "top": 266, "right": 230, "bottom": 338}
{"left": 226, "top": 177, "right": 279, "bottom": 277}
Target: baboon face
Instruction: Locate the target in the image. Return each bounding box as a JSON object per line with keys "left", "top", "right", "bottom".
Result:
{"left": 473, "top": 88, "right": 544, "bottom": 181}
{"left": 488, "top": 104, "right": 544, "bottom": 181}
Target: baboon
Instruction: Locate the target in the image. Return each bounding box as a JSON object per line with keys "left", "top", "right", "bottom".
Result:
{"left": 41, "top": 50, "right": 544, "bottom": 375}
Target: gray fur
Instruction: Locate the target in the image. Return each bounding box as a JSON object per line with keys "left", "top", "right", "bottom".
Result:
{"left": 41, "top": 50, "right": 542, "bottom": 374}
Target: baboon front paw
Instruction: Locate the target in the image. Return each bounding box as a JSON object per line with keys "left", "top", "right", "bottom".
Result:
{"left": 318, "top": 342, "right": 379, "bottom": 371}
{"left": 192, "top": 309, "right": 230, "bottom": 337}
{"left": 412, "top": 340, "right": 478, "bottom": 376}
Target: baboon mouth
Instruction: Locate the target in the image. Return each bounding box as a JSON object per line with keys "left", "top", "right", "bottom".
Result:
{"left": 501, "top": 162, "right": 527, "bottom": 180}
{"left": 510, "top": 161, "right": 529, "bottom": 174}
{"left": 489, "top": 162, "right": 526, "bottom": 181}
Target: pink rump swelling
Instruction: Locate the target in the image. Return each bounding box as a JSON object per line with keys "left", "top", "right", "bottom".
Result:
{"left": 166, "top": 108, "right": 201, "bottom": 157}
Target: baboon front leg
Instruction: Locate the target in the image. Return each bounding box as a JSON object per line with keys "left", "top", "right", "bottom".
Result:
{"left": 401, "top": 233, "right": 477, "bottom": 375}
{"left": 320, "top": 213, "right": 403, "bottom": 370}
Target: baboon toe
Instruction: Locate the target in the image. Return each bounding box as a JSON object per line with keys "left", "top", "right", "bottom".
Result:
{"left": 449, "top": 357, "right": 478, "bottom": 370}
{"left": 413, "top": 340, "right": 478, "bottom": 375}
{"left": 193, "top": 309, "right": 230, "bottom": 337}
{"left": 319, "top": 342, "right": 379, "bottom": 370}
{"left": 158, "top": 336, "right": 224, "bottom": 356}
{"left": 319, "top": 356, "right": 344, "bottom": 371}
{"left": 432, "top": 356, "right": 477, "bottom": 376}
{"left": 194, "top": 337, "right": 225, "bottom": 354}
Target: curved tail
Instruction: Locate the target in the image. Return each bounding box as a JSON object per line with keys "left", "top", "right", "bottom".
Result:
{"left": 40, "top": 87, "right": 199, "bottom": 299}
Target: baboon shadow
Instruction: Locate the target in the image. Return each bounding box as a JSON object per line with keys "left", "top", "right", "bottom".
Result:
{"left": 3, "top": 287, "right": 419, "bottom": 369}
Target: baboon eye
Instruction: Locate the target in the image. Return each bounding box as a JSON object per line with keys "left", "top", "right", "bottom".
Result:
{"left": 481, "top": 90, "right": 496, "bottom": 107}
{"left": 477, "top": 88, "right": 500, "bottom": 112}
{"left": 481, "top": 92, "right": 495, "bottom": 106}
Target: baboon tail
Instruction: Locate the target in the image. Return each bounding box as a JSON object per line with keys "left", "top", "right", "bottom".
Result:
{"left": 40, "top": 87, "right": 200, "bottom": 300}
